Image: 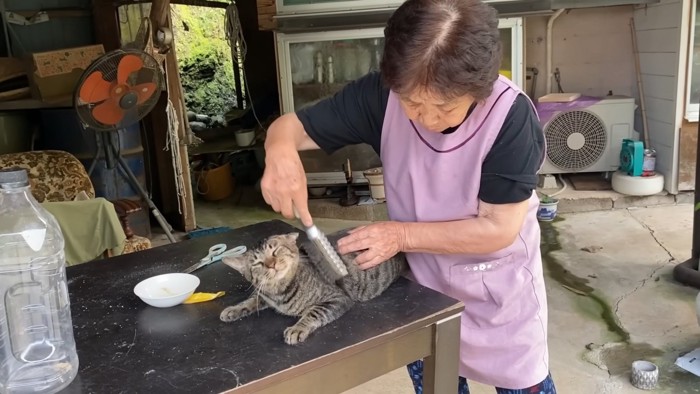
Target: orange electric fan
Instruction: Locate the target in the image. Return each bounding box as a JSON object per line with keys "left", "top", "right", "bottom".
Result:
{"left": 75, "top": 49, "right": 163, "bottom": 130}
{"left": 74, "top": 49, "right": 175, "bottom": 243}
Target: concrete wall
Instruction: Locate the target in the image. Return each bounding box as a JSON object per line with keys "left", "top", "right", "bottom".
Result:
{"left": 524, "top": 6, "right": 637, "bottom": 100}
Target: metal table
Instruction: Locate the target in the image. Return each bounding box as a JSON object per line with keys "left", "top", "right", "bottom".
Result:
{"left": 62, "top": 220, "right": 464, "bottom": 393}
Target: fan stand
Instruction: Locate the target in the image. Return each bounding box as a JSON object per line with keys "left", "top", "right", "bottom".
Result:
{"left": 87, "top": 130, "right": 177, "bottom": 243}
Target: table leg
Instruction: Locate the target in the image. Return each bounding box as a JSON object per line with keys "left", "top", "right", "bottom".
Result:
{"left": 422, "top": 314, "right": 461, "bottom": 394}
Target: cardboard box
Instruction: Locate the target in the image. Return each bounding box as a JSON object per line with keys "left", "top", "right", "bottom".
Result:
{"left": 28, "top": 44, "right": 105, "bottom": 103}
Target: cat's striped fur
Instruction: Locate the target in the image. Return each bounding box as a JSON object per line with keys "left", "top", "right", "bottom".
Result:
{"left": 220, "top": 229, "right": 407, "bottom": 345}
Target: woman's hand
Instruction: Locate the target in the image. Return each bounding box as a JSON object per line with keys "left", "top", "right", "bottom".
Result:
{"left": 337, "top": 222, "right": 408, "bottom": 270}
{"left": 260, "top": 146, "right": 312, "bottom": 226}
{"left": 260, "top": 114, "right": 320, "bottom": 227}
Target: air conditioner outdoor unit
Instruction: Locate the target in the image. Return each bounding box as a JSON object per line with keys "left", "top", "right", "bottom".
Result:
{"left": 537, "top": 96, "right": 638, "bottom": 175}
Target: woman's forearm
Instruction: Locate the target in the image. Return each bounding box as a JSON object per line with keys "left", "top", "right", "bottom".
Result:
{"left": 399, "top": 200, "right": 530, "bottom": 255}
{"left": 400, "top": 218, "right": 512, "bottom": 255}
{"left": 264, "top": 113, "right": 320, "bottom": 152}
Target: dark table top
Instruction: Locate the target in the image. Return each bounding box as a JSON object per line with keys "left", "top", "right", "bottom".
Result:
{"left": 62, "top": 220, "right": 462, "bottom": 394}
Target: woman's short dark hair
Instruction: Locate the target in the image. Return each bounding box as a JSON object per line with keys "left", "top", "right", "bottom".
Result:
{"left": 381, "top": 0, "right": 502, "bottom": 101}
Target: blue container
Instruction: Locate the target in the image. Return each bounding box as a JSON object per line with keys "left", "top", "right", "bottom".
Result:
{"left": 537, "top": 201, "right": 558, "bottom": 222}
{"left": 36, "top": 109, "right": 151, "bottom": 238}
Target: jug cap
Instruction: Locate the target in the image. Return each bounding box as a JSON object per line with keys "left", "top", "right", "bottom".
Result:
{"left": 0, "top": 167, "right": 29, "bottom": 189}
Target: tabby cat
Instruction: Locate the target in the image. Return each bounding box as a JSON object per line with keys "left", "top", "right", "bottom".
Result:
{"left": 220, "top": 229, "right": 407, "bottom": 345}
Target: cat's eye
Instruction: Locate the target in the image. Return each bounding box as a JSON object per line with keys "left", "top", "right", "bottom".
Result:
{"left": 272, "top": 246, "right": 288, "bottom": 257}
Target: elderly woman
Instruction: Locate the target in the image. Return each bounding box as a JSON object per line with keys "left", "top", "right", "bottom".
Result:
{"left": 260, "top": 0, "right": 557, "bottom": 392}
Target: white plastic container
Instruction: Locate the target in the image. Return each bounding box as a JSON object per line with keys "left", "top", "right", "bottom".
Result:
{"left": 0, "top": 168, "right": 79, "bottom": 393}
{"left": 234, "top": 129, "right": 256, "bottom": 147}
{"left": 363, "top": 167, "right": 385, "bottom": 202}
{"left": 611, "top": 171, "right": 664, "bottom": 196}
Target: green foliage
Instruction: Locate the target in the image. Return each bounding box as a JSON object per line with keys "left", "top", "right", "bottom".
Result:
{"left": 171, "top": 4, "right": 236, "bottom": 117}
{"left": 540, "top": 195, "right": 559, "bottom": 204}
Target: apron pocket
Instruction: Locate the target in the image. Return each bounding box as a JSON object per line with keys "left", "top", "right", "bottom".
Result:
{"left": 481, "top": 257, "right": 539, "bottom": 328}
{"left": 448, "top": 255, "right": 514, "bottom": 329}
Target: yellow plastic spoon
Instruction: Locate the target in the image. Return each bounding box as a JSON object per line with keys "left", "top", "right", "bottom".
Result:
{"left": 183, "top": 291, "right": 226, "bottom": 304}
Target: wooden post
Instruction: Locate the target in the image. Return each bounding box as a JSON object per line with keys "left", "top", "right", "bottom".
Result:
{"left": 149, "top": 0, "right": 170, "bottom": 32}
{"left": 162, "top": 19, "right": 197, "bottom": 232}
{"left": 149, "top": 7, "right": 196, "bottom": 231}
{"left": 256, "top": 0, "right": 277, "bottom": 30}
{"left": 91, "top": 0, "right": 122, "bottom": 51}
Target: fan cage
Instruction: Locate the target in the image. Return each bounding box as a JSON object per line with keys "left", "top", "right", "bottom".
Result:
{"left": 74, "top": 49, "right": 164, "bottom": 131}
{"left": 544, "top": 110, "right": 608, "bottom": 171}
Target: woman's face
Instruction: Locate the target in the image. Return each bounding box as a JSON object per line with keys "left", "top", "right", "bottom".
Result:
{"left": 398, "top": 88, "right": 475, "bottom": 132}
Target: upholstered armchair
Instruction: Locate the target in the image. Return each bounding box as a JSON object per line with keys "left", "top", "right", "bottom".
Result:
{"left": 0, "top": 150, "right": 151, "bottom": 256}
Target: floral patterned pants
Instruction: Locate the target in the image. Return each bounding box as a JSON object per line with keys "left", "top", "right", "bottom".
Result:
{"left": 406, "top": 360, "right": 557, "bottom": 394}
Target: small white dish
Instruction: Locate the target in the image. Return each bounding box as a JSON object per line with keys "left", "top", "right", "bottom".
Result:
{"left": 133, "top": 273, "right": 200, "bottom": 308}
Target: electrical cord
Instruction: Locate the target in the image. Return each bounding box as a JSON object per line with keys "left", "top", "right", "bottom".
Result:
{"left": 554, "top": 67, "right": 564, "bottom": 93}
{"left": 225, "top": 2, "right": 265, "bottom": 132}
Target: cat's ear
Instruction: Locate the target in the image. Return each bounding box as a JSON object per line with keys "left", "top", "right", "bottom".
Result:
{"left": 283, "top": 232, "right": 299, "bottom": 243}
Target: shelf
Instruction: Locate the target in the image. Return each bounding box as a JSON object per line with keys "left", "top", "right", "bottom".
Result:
{"left": 0, "top": 98, "right": 72, "bottom": 111}
{"left": 188, "top": 136, "right": 263, "bottom": 156}
{"left": 292, "top": 82, "right": 347, "bottom": 93}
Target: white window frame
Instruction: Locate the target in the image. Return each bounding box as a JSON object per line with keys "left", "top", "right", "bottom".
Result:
{"left": 685, "top": 0, "right": 699, "bottom": 122}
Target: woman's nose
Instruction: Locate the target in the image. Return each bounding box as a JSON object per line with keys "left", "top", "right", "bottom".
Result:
{"left": 420, "top": 112, "right": 440, "bottom": 129}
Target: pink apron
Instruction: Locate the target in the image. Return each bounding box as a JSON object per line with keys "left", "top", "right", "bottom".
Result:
{"left": 380, "top": 76, "right": 550, "bottom": 389}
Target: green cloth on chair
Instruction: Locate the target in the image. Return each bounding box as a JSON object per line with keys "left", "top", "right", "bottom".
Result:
{"left": 42, "top": 198, "right": 126, "bottom": 266}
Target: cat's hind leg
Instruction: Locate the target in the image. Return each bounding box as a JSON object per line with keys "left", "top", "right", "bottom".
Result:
{"left": 283, "top": 298, "right": 352, "bottom": 345}
{"left": 220, "top": 296, "right": 268, "bottom": 322}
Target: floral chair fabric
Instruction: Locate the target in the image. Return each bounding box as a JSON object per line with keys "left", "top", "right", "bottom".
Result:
{"left": 0, "top": 150, "right": 96, "bottom": 202}
{"left": 0, "top": 150, "right": 151, "bottom": 254}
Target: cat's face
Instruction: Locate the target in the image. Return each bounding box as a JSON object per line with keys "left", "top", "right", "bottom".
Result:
{"left": 223, "top": 233, "right": 300, "bottom": 287}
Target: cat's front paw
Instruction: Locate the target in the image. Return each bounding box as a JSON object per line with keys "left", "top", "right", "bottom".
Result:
{"left": 220, "top": 306, "right": 247, "bottom": 322}
{"left": 283, "top": 325, "right": 311, "bottom": 345}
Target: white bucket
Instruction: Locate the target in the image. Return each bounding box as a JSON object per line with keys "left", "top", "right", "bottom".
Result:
{"left": 235, "top": 129, "right": 256, "bottom": 147}
{"left": 363, "top": 167, "right": 385, "bottom": 202}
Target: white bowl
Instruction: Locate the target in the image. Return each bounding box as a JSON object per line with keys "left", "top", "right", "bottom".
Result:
{"left": 133, "top": 273, "right": 200, "bottom": 308}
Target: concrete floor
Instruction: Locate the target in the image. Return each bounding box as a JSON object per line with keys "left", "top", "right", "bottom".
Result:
{"left": 192, "top": 187, "right": 700, "bottom": 393}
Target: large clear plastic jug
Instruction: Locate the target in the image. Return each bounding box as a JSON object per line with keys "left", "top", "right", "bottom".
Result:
{"left": 0, "top": 168, "right": 79, "bottom": 393}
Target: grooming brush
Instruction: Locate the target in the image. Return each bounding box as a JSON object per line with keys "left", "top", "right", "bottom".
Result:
{"left": 305, "top": 224, "right": 348, "bottom": 280}
{"left": 294, "top": 208, "right": 348, "bottom": 281}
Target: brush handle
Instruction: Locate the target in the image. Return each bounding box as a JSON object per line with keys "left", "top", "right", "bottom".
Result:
{"left": 305, "top": 225, "right": 320, "bottom": 239}
{"left": 293, "top": 206, "right": 313, "bottom": 226}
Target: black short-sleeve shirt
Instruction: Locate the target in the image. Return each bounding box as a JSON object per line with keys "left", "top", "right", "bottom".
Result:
{"left": 296, "top": 72, "right": 544, "bottom": 204}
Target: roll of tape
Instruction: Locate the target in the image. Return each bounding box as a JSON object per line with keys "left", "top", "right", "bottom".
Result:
{"left": 630, "top": 360, "right": 658, "bottom": 390}
{"left": 157, "top": 27, "right": 173, "bottom": 46}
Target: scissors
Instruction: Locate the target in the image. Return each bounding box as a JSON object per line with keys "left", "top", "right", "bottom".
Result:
{"left": 183, "top": 243, "right": 247, "bottom": 274}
